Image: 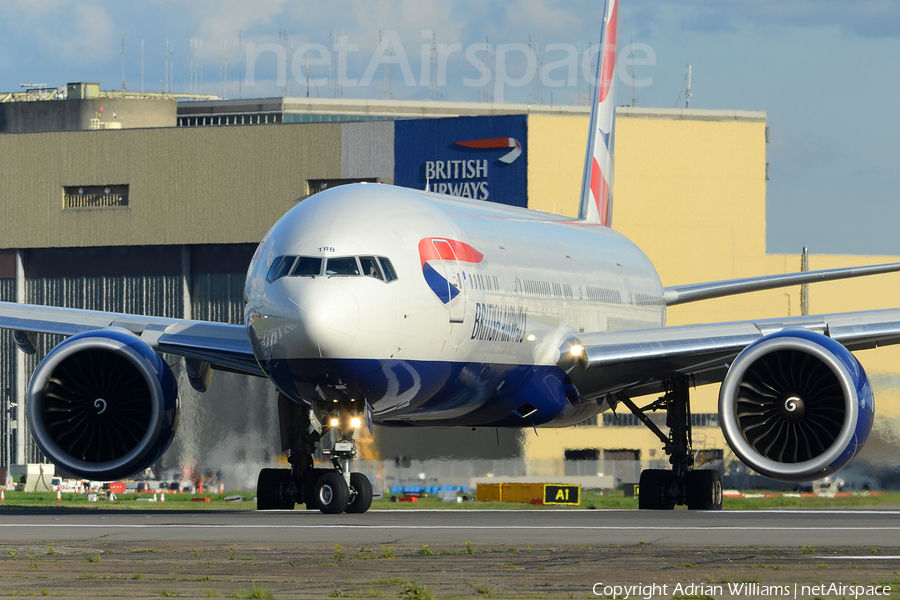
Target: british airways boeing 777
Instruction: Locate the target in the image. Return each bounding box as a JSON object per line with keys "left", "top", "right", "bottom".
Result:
{"left": 2, "top": 0, "right": 900, "bottom": 512}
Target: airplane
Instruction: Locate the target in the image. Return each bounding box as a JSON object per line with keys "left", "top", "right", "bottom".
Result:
{"left": 3, "top": 0, "right": 900, "bottom": 513}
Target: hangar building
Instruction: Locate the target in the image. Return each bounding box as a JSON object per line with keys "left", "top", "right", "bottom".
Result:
{"left": 0, "top": 94, "right": 898, "bottom": 489}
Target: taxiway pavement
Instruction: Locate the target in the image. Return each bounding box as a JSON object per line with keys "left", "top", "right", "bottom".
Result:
{"left": 2, "top": 508, "right": 899, "bottom": 547}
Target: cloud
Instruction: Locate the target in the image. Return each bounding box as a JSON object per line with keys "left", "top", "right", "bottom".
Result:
{"left": 59, "top": 4, "right": 116, "bottom": 61}
{"left": 0, "top": 2, "right": 117, "bottom": 69}
{"left": 627, "top": 0, "right": 900, "bottom": 39}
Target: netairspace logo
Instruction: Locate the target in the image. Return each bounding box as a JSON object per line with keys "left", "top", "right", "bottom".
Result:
{"left": 592, "top": 582, "right": 893, "bottom": 599}
{"left": 243, "top": 31, "right": 655, "bottom": 103}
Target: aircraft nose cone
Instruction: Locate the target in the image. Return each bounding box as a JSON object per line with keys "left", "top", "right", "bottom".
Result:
{"left": 287, "top": 281, "right": 359, "bottom": 358}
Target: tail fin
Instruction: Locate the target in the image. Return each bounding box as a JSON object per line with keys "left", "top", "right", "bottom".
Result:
{"left": 578, "top": 0, "right": 619, "bottom": 226}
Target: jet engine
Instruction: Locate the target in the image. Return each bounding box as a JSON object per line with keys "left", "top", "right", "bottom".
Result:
{"left": 718, "top": 329, "right": 873, "bottom": 482}
{"left": 27, "top": 328, "right": 179, "bottom": 481}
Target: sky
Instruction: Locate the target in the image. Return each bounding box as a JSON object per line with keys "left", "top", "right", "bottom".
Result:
{"left": 0, "top": 0, "right": 898, "bottom": 256}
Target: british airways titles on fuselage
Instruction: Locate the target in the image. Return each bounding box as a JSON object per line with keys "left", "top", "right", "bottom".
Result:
{"left": 244, "top": 184, "right": 664, "bottom": 426}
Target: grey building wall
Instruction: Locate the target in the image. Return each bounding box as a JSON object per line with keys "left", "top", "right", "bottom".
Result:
{"left": 0, "top": 122, "right": 343, "bottom": 249}
{"left": 0, "top": 98, "right": 176, "bottom": 133}
{"left": 341, "top": 121, "right": 394, "bottom": 183}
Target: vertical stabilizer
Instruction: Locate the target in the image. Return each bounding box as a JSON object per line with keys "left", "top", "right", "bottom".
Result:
{"left": 578, "top": 0, "right": 619, "bottom": 226}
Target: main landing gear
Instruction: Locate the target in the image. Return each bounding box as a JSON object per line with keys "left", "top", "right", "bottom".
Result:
{"left": 257, "top": 394, "right": 373, "bottom": 514}
{"left": 617, "top": 376, "right": 723, "bottom": 510}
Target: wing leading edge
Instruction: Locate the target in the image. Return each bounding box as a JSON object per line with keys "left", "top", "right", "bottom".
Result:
{"left": 560, "top": 308, "right": 900, "bottom": 400}
{"left": 0, "top": 301, "right": 263, "bottom": 377}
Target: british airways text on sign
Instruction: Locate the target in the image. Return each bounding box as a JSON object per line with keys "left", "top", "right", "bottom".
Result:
{"left": 426, "top": 159, "right": 489, "bottom": 199}
{"left": 471, "top": 302, "right": 527, "bottom": 343}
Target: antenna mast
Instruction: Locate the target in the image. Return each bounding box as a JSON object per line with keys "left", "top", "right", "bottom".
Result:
{"left": 685, "top": 64, "right": 692, "bottom": 108}
{"left": 627, "top": 35, "right": 639, "bottom": 107}
{"left": 238, "top": 31, "right": 243, "bottom": 99}
{"left": 121, "top": 35, "right": 126, "bottom": 91}
{"left": 675, "top": 64, "right": 692, "bottom": 108}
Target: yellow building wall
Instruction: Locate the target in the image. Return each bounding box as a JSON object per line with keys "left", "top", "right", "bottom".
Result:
{"left": 524, "top": 109, "right": 900, "bottom": 471}
{"left": 527, "top": 115, "right": 587, "bottom": 217}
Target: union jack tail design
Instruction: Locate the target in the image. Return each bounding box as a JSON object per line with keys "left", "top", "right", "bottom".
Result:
{"left": 578, "top": 0, "right": 619, "bottom": 227}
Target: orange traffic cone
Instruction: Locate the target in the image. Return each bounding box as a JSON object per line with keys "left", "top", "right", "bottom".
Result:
{"left": 56, "top": 490, "right": 62, "bottom": 501}
{"left": 160, "top": 491, "right": 165, "bottom": 503}
{"left": 198, "top": 480, "right": 204, "bottom": 495}
{"left": 1, "top": 489, "right": 5, "bottom": 501}
{"left": 219, "top": 482, "right": 224, "bottom": 494}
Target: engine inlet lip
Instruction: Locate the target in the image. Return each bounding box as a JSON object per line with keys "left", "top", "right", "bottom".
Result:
{"left": 26, "top": 330, "right": 164, "bottom": 480}
{"left": 718, "top": 334, "right": 859, "bottom": 482}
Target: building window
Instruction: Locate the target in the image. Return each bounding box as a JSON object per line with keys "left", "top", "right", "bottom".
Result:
{"left": 601, "top": 412, "right": 718, "bottom": 428}
{"left": 602, "top": 413, "right": 641, "bottom": 427}
{"left": 564, "top": 448, "right": 600, "bottom": 477}
{"left": 603, "top": 449, "right": 640, "bottom": 461}
{"left": 691, "top": 413, "right": 719, "bottom": 428}
{"left": 63, "top": 185, "right": 129, "bottom": 209}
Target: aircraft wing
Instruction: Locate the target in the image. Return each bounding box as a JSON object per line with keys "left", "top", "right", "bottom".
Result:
{"left": 560, "top": 308, "right": 900, "bottom": 400}
{"left": 663, "top": 262, "right": 900, "bottom": 306}
{"left": 0, "top": 301, "right": 264, "bottom": 377}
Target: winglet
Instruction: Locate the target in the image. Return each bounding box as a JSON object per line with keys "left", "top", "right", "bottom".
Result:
{"left": 578, "top": 0, "right": 619, "bottom": 226}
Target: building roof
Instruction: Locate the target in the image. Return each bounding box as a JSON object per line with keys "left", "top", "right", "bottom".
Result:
{"left": 617, "top": 106, "right": 767, "bottom": 123}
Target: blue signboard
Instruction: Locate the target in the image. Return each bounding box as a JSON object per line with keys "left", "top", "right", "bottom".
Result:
{"left": 394, "top": 115, "right": 528, "bottom": 208}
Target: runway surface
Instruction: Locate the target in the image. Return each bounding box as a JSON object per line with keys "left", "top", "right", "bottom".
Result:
{"left": 2, "top": 508, "right": 900, "bottom": 547}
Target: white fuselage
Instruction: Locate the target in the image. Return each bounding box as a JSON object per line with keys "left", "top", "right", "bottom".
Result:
{"left": 245, "top": 183, "right": 664, "bottom": 427}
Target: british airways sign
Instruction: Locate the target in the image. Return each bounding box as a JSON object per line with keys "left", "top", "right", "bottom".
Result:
{"left": 394, "top": 115, "right": 528, "bottom": 208}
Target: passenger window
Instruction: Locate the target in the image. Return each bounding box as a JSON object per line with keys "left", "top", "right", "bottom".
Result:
{"left": 291, "top": 256, "right": 322, "bottom": 277}
{"left": 266, "top": 256, "right": 295, "bottom": 282}
{"left": 325, "top": 257, "right": 360, "bottom": 276}
{"left": 359, "top": 256, "right": 383, "bottom": 280}
{"left": 378, "top": 257, "right": 398, "bottom": 282}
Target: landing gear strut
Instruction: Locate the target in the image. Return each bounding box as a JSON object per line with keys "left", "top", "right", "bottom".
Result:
{"left": 256, "top": 394, "right": 373, "bottom": 514}
{"left": 618, "top": 376, "right": 722, "bottom": 510}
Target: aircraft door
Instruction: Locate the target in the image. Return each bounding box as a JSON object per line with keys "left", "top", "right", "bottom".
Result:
{"left": 431, "top": 239, "right": 466, "bottom": 323}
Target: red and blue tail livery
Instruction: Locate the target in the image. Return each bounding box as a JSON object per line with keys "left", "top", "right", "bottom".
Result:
{"left": 579, "top": 0, "right": 619, "bottom": 227}
{"left": 418, "top": 237, "right": 484, "bottom": 303}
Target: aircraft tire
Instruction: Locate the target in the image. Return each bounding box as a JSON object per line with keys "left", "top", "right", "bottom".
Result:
{"left": 314, "top": 471, "right": 350, "bottom": 514}
{"left": 257, "top": 468, "right": 293, "bottom": 510}
{"left": 345, "top": 472, "right": 373, "bottom": 514}
{"left": 686, "top": 470, "right": 723, "bottom": 510}
{"left": 638, "top": 469, "right": 675, "bottom": 510}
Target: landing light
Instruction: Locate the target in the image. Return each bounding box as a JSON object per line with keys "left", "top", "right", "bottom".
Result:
{"left": 350, "top": 417, "right": 361, "bottom": 428}
{"left": 526, "top": 334, "right": 536, "bottom": 342}
{"left": 329, "top": 417, "right": 339, "bottom": 427}
{"left": 570, "top": 344, "right": 584, "bottom": 357}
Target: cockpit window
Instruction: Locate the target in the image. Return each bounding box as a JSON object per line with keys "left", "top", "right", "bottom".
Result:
{"left": 359, "top": 256, "right": 383, "bottom": 280}
{"left": 379, "top": 257, "right": 398, "bottom": 282}
{"left": 266, "top": 256, "right": 295, "bottom": 282}
{"left": 325, "top": 256, "right": 360, "bottom": 276}
{"left": 291, "top": 256, "right": 322, "bottom": 277}
{"left": 267, "top": 254, "right": 396, "bottom": 282}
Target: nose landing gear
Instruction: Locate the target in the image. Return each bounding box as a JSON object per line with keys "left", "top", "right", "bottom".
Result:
{"left": 256, "top": 394, "right": 374, "bottom": 514}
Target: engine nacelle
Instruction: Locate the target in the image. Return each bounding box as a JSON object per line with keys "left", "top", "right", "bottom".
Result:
{"left": 27, "top": 328, "right": 179, "bottom": 481}
{"left": 719, "top": 329, "right": 873, "bottom": 482}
